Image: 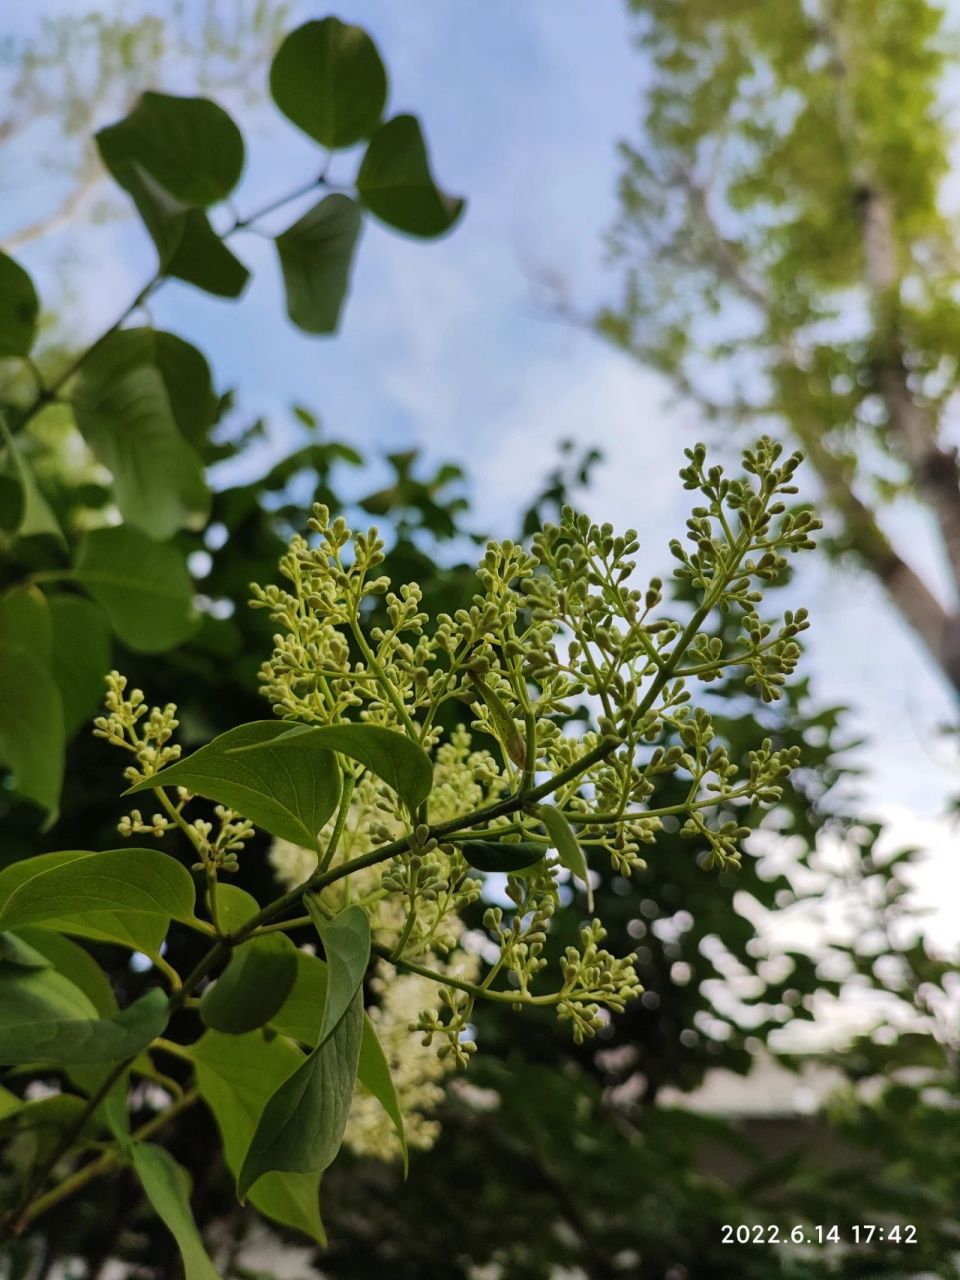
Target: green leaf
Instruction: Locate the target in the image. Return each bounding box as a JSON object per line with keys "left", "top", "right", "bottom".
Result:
{"left": 160, "top": 208, "right": 250, "bottom": 299}
{"left": 0, "top": 641, "right": 64, "bottom": 813}
{"left": 0, "top": 251, "right": 39, "bottom": 356}
{"left": 268, "top": 949, "right": 329, "bottom": 1045}
{"left": 48, "top": 595, "right": 112, "bottom": 737}
{"left": 269, "top": 17, "right": 387, "bottom": 149}
{"left": 132, "top": 1144, "right": 219, "bottom": 1280}
{"left": 276, "top": 194, "right": 362, "bottom": 334}
{"left": 470, "top": 674, "right": 526, "bottom": 768}
{"left": 73, "top": 364, "right": 209, "bottom": 540}
{"left": 540, "top": 804, "right": 593, "bottom": 910}
{"left": 200, "top": 933, "right": 298, "bottom": 1035}
{"left": 97, "top": 91, "right": 244, "bottom": 206}
{"left": 212, "top": 883, "right": 261, "bottom": 933}
{"left": 13, "top": 927, "right": 116, "bottom": 1015}
{"left": 0, "top": 848, "right": 196, "bottom": 959}
{"left": 237, "top": 984, "right": 363, "bottom": 1199}
{"left": 305, "top": 902, "right": 370, "bottom": 1042}
{"left": 0, "top": 932, "right": 51, "bottom": 970}
{"left": 0, "top": 584, "right": 52, "bottom": 662}
{"left": 128, "top": 721, "right": 342, "bottom": 852}
{"left": 0, "top": 976, "right": 167, "bottom": 1065}
{"left": 191, "top": 1030, "right": 325, "bottom": 1243}
{"left": 238, "top": 904, "right": 369, "bottom": 1198}
{"left": 74, "top": 525, "right": 198, "bottom": 653}
{"left": 0, "top": 414, "right": 63, "bottom": 542}
{"left": 458, "top": 839, "right": 546, "bottom": 874}
{"left": 97, "top": 99, "right": 249, "bottom": 298}
{"left": 357, "top": 114, "right": 464, "bottom": 238}
{"left": 234, "top": 721, "right": 432, "bottom": 814}
{"left": 0, "top": 1094, "right": 100, "bottom": 1167}
{"left": 358, "top": 1012, "right": 408, "bottom": 1173}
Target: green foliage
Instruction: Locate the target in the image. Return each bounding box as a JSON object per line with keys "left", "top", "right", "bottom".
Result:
{"left": 0, "top": 848, "right": 195, "bottom": 957}
{"left": 73, "top": 526, "right": 198, "bottom": 655}
{"left": 3, "top": 7, "right": 954, "bottom": 1275}
{"left": 0, "top": 423, "right": 820, "bottom": 1259}
{"left": 131, "top": 1144, "right": 219, "bottom": 1280}
{"left": 127, "top": 721, "right": 342, "bottom": 854}
{"left": 0, "top": 254, "right": 39, "bottom": 359}
{"left": 276, "top": 194, "right": 363, "bottom": 334}
{"left": 0, "top": 979, "right": 167, "bottom": 1067}
{"left": 356, "top": 114, "right": 464, "bottom": 237}
{"left": 270, "top": 17, "right": 387, "bottom": 149}
{"left": 199, "top": 933, "right": 298, "bottom": 1034}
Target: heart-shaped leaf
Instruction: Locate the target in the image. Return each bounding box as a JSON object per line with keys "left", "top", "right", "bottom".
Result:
{"left": 200, "top": 933, "right": 298, "bottom": 1035}
{"left": 0, "top": 848, "right": 196, "bottom": 958}
{"left": 270, "top": 18, "right": 387, "bottom": 149}
{"left": 97, "top": 91, "right": 244, "bottom": 206}
{"left": 233, "top": 721, "right": 432, "bottom": 814}
{"left": 128, "top": 721, "right": 342, "bottom": 852}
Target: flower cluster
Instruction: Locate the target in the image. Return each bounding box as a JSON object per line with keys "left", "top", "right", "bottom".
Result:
{"left": 99, "top": 671, "right": 254, "bottom": 873}
{"left": 95, "top": 438, "right": 819, "bottom": 1165}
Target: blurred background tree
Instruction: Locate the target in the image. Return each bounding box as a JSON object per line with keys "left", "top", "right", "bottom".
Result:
{"left": 599, "top": 0, "right": 960, "bottom": 699}
{"left": 1, "top": 2, "right": 959, "bottom": 1278}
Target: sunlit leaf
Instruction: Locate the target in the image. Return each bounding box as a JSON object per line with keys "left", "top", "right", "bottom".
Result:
{"left": 128, "top": 721, "right": 342, "bottom": 852}
{"left": 234, "top": 721, "right": 432, "bottom": 814}
{"left": 74, "top": 525, "right": 198, "bottom": 654}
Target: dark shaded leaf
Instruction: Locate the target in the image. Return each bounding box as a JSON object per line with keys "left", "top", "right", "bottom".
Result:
{"left": 0, "top": 252, "right": 38, "bottom": 356}
{"left": 459, "top": 840, "right": 545, "bottom": 873}
{"left": 200, "top": 933, "right": 298, "bottom": 1034}
{"left": 48, "top": 595, "right": 112, "bottom": 737}
{"left": 276, "top": 193, "right": 362, "bottom": 334}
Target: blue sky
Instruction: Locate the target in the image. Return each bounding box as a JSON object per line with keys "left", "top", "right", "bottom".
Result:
{"left": 5, "top": 0, "right": 959, "bottom": 950}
